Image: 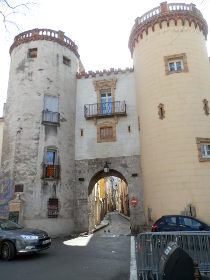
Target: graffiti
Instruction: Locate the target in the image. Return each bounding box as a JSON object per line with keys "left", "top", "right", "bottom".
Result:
{"left": 0, "top": 178, "right": 11, "bottom": 217}
{"left": 0, "top": 178, "right": 11, "bottom": 199}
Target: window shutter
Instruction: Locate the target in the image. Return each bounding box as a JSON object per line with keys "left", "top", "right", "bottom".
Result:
{"left": 44, "top": 96, "right": 58, "bottom": 112}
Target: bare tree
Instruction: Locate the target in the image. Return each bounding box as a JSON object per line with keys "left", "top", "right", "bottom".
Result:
{"left": 0, "top": 0, "right": 35, "bottom": 30}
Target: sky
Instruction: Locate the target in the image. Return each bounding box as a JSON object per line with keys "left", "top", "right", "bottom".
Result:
{"left": 0, "top": 0, "right": 210, "bottom": 117}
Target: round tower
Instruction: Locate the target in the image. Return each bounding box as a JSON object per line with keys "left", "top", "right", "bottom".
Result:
{"left": 129, "top": 3, "right": 210, "bottom": 224}
{"left": 2, "top": 29, "right": 80, "bottom": 235}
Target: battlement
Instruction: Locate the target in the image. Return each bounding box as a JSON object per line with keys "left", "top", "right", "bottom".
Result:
{"left": 77, "top": 67, "right": 133, "bottom": 79}
{"left": 10, "top": 28, "right": 80, "bottom": 59}
{"left": 129, "top": 2, "right": 208, "bottom": 56}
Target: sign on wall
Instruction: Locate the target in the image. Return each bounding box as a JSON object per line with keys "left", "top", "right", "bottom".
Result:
{"left": 48, "top": 198, "right": 58, "bottom": 218}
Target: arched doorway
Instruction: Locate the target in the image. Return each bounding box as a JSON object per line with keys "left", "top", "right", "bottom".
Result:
{"left": 74, "top": 156, "right": 145, "bottom": 234}
{"left": 88, "top": 169, "right": 129, "bottom": 233}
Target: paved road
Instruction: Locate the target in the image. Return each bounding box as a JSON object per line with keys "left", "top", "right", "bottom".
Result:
{"left": 0, "top": 212, "right": 132, "bottom": 280}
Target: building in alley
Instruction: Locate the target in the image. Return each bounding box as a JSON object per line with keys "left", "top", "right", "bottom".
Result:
{"left": 0, "top": 2, "right": 210, "bottom": 236}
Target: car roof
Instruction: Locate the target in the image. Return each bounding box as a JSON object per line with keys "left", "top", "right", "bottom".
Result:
{"left": 160, "top": 215, "right": 209, "bottom": 225}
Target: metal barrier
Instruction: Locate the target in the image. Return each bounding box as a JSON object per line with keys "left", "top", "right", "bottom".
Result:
{"left": 136, "top": 232, "right": 210, "bottom": 280}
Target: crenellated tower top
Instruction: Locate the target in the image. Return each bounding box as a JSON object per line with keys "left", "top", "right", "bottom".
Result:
{"left": 129, "top": 2, "right": 208, "bottom": 56}
{"left": 10, "top": 28, "right": 80, "bottom": 59}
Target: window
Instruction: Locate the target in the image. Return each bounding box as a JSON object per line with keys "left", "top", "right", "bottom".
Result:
{"left": 203, "top": 99, "right": 209, "bottom": 115}
{"left": 158, "top": 103, "right": 165, "bottom": 119}
{"left": 179, "top": 217, "right": 201, "bottom": 230}
{"left": 100, "top": 127, "right": 113, "bottom": 140}
{"left": 63, "top": 56, "right": 71, "bottom": 66}
{"left": 100, "top": 88, "right": 112, "bottom": 114}
{"left": 93, "top": 78, "right": 116, "bottom": 106}
{"left": 196, "top": 138, "right": 210, "bottom": 162}
{"left": 164, "top": 216, "right": 177, "bottom": 226}
{"left": 164, "top": 53, "right": 188, "bottom": 75}
{"left": 168, "top": 60, "right": 183, "bottom": 72}
{"left": 97, "top": 122, "right": 116, "bottom": 143}
{"left": 42, "top": 95, "right": 60, "bottom": 125}
{"left": 200, "top": 144, "right": 210, "bottom": 158}
{"left": 28, "top": 48, "right": 37, "bottom": 58}
{"left": 43, "top": 148, "right": 59, "bottom": 179}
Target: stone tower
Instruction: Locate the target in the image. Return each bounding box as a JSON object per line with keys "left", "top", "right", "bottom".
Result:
{"left": 129, "top": 2, "right": 210, "bottom": 224}
{"left": 1, "top": 29, "right": 80, "bottom": 235}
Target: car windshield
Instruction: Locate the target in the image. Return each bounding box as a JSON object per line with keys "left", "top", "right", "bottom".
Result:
{"left": 0, "top": 220, "right": 23, "bottom": 230}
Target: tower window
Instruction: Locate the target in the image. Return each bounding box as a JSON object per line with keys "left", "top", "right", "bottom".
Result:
{"left": 63, "top": 56, "right": 71, "bottom": 66}
{"left": 164, "top": 53, "right": 188, "bottom": 75}
{"left": 168, "top": 60, "right": 183, "bottom": 72}
{"left": 196, "top": 138, "right": 210, "bottom": 162}
{"left": 28, "top": 48, "right": 37, "bottom": 58}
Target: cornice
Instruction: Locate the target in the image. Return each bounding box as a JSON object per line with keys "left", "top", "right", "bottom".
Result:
{"left": 129, "top": 2, "right": 208, "bottom": 56}
{"left": 10, "top": 29, "right": 80, "bottom": 59}
{"left": 77, "top": 67, "right": 133, "bottom": 79}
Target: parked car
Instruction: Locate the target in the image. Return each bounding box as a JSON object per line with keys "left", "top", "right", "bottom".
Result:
{"left": 0, "top": 219, "right": 51, "bottom": 260}
{"left": 151, "top": 215, "right": 210, "bottom": 232}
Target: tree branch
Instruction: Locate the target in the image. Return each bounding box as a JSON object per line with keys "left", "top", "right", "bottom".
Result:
{"left": 0, "top": 0, "right": 36, "bottom": 31}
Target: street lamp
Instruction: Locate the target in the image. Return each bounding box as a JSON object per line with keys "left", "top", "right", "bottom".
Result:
{"left": 104, "top": 161, "right": 110, "bottom": 173}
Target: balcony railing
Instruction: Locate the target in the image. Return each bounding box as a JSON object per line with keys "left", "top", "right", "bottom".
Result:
{"left": 42, "top": 110, "right": 60, "bottom": 125}
{"left": 84, "top": 101, "right": 127, "bottom": 119}
{"left": 43, "top": 164, "right": 60, "bottom": 179}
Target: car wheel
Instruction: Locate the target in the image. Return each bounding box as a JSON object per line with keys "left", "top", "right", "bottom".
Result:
{"left": 1, "top": 241, "right": 16, "bottom": 260}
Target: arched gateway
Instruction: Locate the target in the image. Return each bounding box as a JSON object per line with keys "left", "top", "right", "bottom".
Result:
{"left": 74, "top": 157, "right": 145, "bottom": 234}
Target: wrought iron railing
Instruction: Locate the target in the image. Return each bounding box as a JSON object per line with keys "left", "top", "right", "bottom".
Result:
{"left": 84, "top": 101, "right": 126, "bottom": 119}
{"left": 43, "top": 164, "right": 60, "bottom": 179}
{"left": 42, "top": 110, "right": 60, "bottom": 125}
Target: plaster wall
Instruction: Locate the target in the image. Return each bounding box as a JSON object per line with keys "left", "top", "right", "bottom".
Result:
{"left": 0, "top": 118, "right": 4, "bottom": 166}
{"left": 1, "top": 40, "right": 78, "bottom": 235}
{"left": 75, "top": 72, "right": 140, "bottom": 160}
{"left": 133, "top": 20, "right": 210, "bottom": 224}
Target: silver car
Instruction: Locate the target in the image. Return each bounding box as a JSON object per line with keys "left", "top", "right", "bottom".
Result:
{"left": 0, "top": 219, "right": 51, "bottom": 260}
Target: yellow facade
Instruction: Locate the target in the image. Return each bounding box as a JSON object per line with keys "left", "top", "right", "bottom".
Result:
{"left": 130, "top": 3, "right": 210, "bottom": 224}
{"left": 0, "top": 118, "right": 4, "bottom": 165}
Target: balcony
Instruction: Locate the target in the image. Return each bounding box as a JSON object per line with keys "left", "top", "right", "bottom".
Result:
{"left": 84, "top": 101, "right": 127, "bottom": 119}
{"left": 43, "top": 164, "right": 60, "bottom": 180}
{"left": 42, "top": 110, "right": 60, "bottom": 125}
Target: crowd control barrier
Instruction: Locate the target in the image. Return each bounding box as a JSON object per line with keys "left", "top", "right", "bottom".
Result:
{"left": 136, "top": 232, "right": 210, "bottom": 279}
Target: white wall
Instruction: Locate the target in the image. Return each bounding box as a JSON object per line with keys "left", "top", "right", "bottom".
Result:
{"left": 75, "top": 71, "right": 140, "bottom": 160}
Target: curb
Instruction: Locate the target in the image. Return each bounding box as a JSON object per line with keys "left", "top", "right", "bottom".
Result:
{"left": 92, "top": 221, "right": 109, "bottom": 233}
{"left": 118, "top": 212, "right": 130, "bottom": 221}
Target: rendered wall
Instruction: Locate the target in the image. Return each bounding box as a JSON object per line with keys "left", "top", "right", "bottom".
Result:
{"left": 2, "top": 38, "right": 78, "bottom": 236}
{"left": 0, "top": 118, "right": 4, "bottom": 166}
{"left": 133, "top": 19, "right": 210, "bottom": 224}
{"left": 75, "top": 71, "right": 140, "bottom": 160}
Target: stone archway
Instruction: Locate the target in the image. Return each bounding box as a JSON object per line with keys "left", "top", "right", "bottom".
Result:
{"left": 88, "top": 169, "right": 128, "bottom": 233}
{"left": 74, "top": 156, "right": 146, "bottom": 234}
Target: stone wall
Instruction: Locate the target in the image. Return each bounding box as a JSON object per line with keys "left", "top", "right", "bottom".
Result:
{"left": 74, "top": 155, "right": 145, "bottom": 234}
{"left": 0, "top": 118, "right": 4, "bottom": 166}
{"left": 1, "top": 37, "right": 79, "bottom": 236}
